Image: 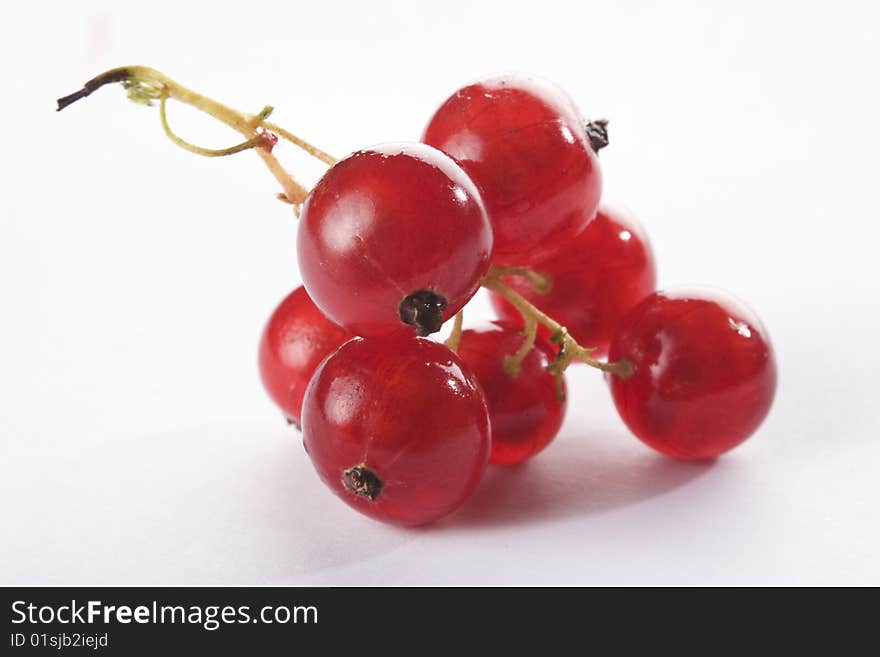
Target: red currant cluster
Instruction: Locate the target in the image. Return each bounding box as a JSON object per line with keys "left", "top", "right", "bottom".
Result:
{"left": 58, "top": 69, "right": 777, "bottom": 527}
{"left": 258, "top": 76, "right": 777, "bottom": 526}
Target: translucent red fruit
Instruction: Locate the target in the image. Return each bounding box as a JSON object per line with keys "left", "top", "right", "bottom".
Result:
{"left": 258, "top": 286, "right": 353, "bottom": 427}
{"left": 457, "top": 322, "right": 566, "bottom": 465}
{"left": 297, "top": 143, "right": 493, "bottom": 338}
{"left": 423, "top": 75, "right": 602, "bottom": 265}
{"left": 301, "top": 336, "right": 491, "bottom": 526}
{"left": 607, "top": 289, "right": 777, "bottom": 460}
{"left": 491, "top": 206, "right": 656, "bottom": 358}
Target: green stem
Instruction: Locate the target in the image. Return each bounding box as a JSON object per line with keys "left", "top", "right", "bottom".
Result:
{"left": 503, "top": 315, "right": 538, "bottom": 377}
{"left": 483, "top": 268, "right": 634, "bottom": 379}
{"left": 56, "top": 65, "right": 333, "bottom": 206}
{"left": 158, "top": 96, "right": 270, "bottom": 157}
{"left": 443, "top": 311, "right": 464, "bottom": 352}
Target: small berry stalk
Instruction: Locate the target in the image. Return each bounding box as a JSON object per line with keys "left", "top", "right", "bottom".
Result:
{"left": 57, "top": 66, "right": 335, "bottom": 207}
{"left": 483, "top": 268, "right": 635, "bottom": 386}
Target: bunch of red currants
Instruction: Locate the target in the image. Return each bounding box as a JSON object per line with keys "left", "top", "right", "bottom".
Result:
{"left": 57, "top": 67, "right": 777, "bottom": 526}
{"left": 257, "top": 75, "right": 778, "bottom": 526}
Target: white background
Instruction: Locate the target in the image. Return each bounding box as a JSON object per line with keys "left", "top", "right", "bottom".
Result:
{"left": 1, "top": 0, "right": 878, "bottom": 585}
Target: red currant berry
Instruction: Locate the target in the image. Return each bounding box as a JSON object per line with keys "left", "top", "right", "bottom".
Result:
{"left": 423, "top": 75, "right": 602, "bottom": 265}
{"left": 297, "top": 143, "right": 493, "bottom": 337}
{"left": 301, "top": 336, "right": 490, "bottom": 526}
{"left": 607, "top": 289, "right": 777, "bottom": 460}
{"left": 457, "top": 322, "right": 566, "bottom": 465}
{"left": 258, "top": 286, "right": 353, "bottom": 427}
{"left": 491, "top": 206, "right": 656, "bottom": 358}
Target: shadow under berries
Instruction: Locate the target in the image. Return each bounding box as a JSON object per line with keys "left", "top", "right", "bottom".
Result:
{"left": 441, "top": 430, "right": 715, "bottom": 530}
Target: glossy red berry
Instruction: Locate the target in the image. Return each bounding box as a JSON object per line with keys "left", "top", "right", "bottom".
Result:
{"left": 301, "top": 336, "right": 490, "bottom": 526}
{"left": 423, "top": 75, "right": 602, "bottom": 265}
{"left": 457, "top": 322, "right": 566, "bottom": 465}
{"left": 297, "top": 143, "right": 493, "bottom": 337}
{"left": 258, "top": 286, "right": 353, "bottom": 427}
{"left": 607, "top": 289, "right": 777, "bottom": 460}
{"left": 491, "top": 206, "right": 656, "bottom": 358}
